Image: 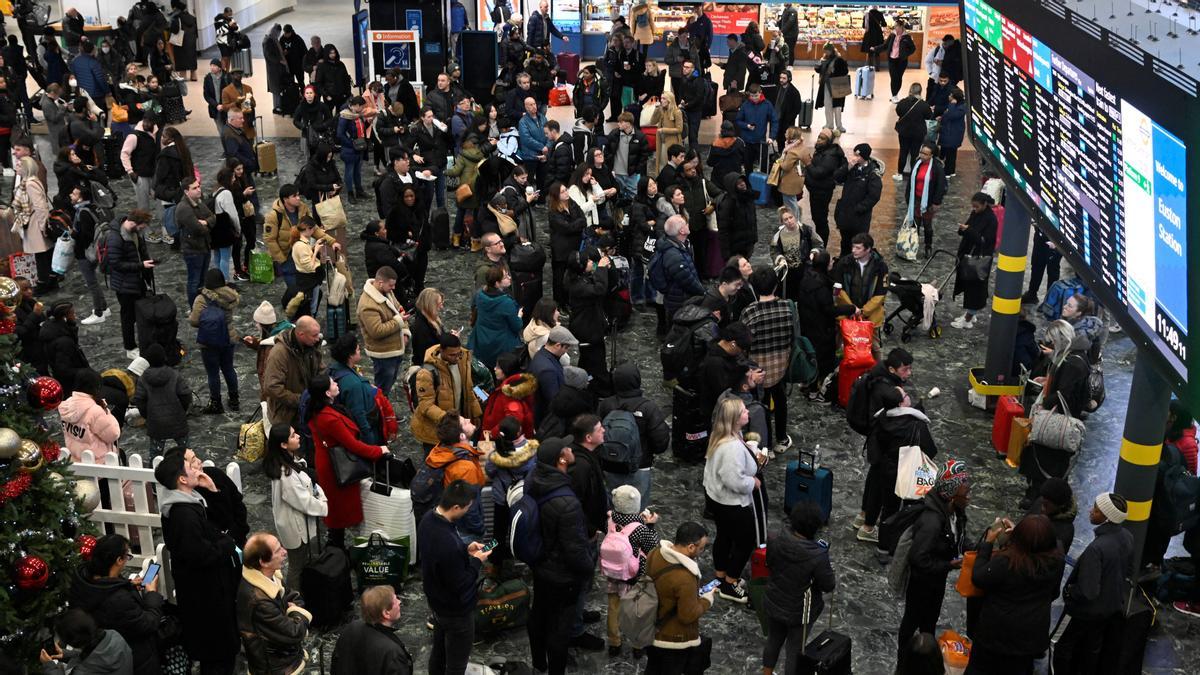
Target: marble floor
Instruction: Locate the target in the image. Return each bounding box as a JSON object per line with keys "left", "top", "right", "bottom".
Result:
{"left": 34, "top": 130, "right": 1200, "bottom": 674}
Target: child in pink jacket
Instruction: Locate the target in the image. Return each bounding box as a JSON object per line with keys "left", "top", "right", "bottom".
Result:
{"left": 57, "top": 369, "right": 121, "bottom": 462}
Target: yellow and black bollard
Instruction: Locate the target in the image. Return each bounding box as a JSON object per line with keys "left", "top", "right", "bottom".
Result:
{"left": 969, "top": 191, "right": 1028, "bottom": 400}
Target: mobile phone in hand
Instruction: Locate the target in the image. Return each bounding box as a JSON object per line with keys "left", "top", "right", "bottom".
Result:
{"left": 141, "top": 561, "right": 161, "bottom": 587}
{"left": 482, "top": 539, "right": 499, "bottom": 553}
{"left": 698, "top": 579, "right": 721, "bottom": 595}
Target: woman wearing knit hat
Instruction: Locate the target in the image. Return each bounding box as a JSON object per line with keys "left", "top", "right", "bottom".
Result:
{"left": 242, "top": 301, "right": 293, "bottom": 401}
{"left": 1054, "top": 492, "right": 1134, "bottom": 673}
{"left": 896, "top": 459, "right": 970, "bottom": 656}
{"left": 601, "top": 485, "right": 661, "bottom": 657}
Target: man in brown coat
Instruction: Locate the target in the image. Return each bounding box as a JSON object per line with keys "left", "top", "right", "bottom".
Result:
{"left": 262, "top": 316, "right": 324, "bottom": 427}
{"left": 410, "top": 333, "right": 482, "bottom": 452}
{"left": 356, "top": 267, "right": 409, "bottom": 397}
{"left": 235, "top": 532, "right": 311, "bottom": 674}
{"left": 644, "top": 521, "right": 715, "bottom": 672}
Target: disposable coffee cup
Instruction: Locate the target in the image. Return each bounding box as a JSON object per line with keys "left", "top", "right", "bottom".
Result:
{"left": 526, "top": 186, "right": 535, "bottom": 195}
{"left": 928, "top": 387, "right": 941, "bottom": 398}
{"left": 833, "top": 283, "right": 843, "bottom": 290}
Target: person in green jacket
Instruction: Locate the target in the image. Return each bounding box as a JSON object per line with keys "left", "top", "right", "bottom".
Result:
{"left": 468, "top": 265, "right": 524, "bottom": 369}
{"left": 328, "top": 333, "right": 381, "bottom": 445}
{"left": 446, "top": 137, "right": 486, "bottom": 250}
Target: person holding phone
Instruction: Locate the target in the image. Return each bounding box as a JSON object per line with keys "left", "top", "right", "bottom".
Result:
{"left": 39, "top": 609, "right": 133, "bottom": 674}
{"left": 68, "top": 534, "right": 165, "bottom": 675}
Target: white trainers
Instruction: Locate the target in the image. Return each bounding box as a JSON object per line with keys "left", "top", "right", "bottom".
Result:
{"left": 145, "top": 231, "right": 162, "bottom": 243}
{"left": 102, "top": 308, "right": 111, "bottom": 318}
{"left": 80, "top": 312, "right": 106, "bottom": 325}
{"left": 126, "top": 348, "right": 140, "bottom": 360}
{"left": 951, "top": 315, "right": 976, "bottom": 329}
{"left": 890, "top": 95, "right": 901, "bottom": 103}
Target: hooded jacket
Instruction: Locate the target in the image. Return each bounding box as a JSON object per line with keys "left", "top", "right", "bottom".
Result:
{"left": 804, "top": 141, "right": 848, "bottom": 193}
{"left": 263, "top": 328, "right": 324, "bottom": 427}
{"left": 410, "top": 344, "right": 483, "bottom": 445}
{"left": 705, "top": 134, "right": 745, "bottom": 187}
{"left": 867, "top": 406, "right": 938, "bottom": 468}
{"left": 834, "top": 158, "right": 884, "bottom": 234}
{"left": 764, "top": 529, "right": 837, "bottom": 625}
{"left": 907, "top": 493, "right": 968, "bottom": 580}
{"left": 104, "top": 225, "right": 151, "bottom": 296}
{"left": 537, "top": 383, "right": 596, "bottom": 440}
{"left": 356, "top": 280, "right": 409, "bottom": 360}
{"left": 734, "top": 94, "right": 779, "bottom": 144}
{"left": 262, "top": 198, "right": 315, "bottom": 263}
{"left": 41, "top": 629, "right": 133, "bottom": 675}
{"left": 485, "top": 439, "right": 537, "bottom": 506}
{"left": 132, "top": 365, "right": 192, "bottom": 440}
{"left": 716, "top": 172, "right": 758, "bottom": 259}
{"left": 970, "top": 540, "right": 1065, "bottom": 658}
{"left": 176, "top": 192, "right": 216, "bottom": 256}
{"left": 597, "top": 363, "right": 671, "bottom": 469}
{"left": 296, "top": 144, "right": 343, "bottom": 204}
{"left": 68, "top": 567, "right": 164, "bottom": 675}
{"left": 646, "top": 542, "right": 712, "bottom": 648}
{"left": 235, "top": 566, "right": 311, "bottom": 675}
{"left": 482, "top": 373, "right": 538, "bottom": 439}
{"left": 1063, "top": 521, "right": 1135, "bottom": 619}
{"left": 525, "top": 462, "right": 595, "bottom": 585}
{"left": 468, "top": 289, "right": 523, "bottom": 369}
{"left": 41, "top": 317, "right": 89, "bottom": 394}
{"left": 189, "top": 285, "right": 240, "bottom": 345}
{"left": 58, "top": 391, "right": 120, "bottom": 462}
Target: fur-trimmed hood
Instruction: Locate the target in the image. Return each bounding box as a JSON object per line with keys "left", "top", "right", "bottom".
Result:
{"left": 490, "top": 438, "right": 538, "bottom": 470}
{"left": 500, "top": 373, "right": 538, "bottom": 401}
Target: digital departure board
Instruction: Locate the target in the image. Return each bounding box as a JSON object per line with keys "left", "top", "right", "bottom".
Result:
{"left": 961, "top": 0, "right": 1195, "bottom": 387}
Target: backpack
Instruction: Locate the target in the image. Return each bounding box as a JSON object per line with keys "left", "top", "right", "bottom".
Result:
{"left": 1038, "top": 277, "right": 1088, "bottom": 321}
{"left": 646, "top": 248, "right": 667, "bottom": 293}
{"left": 618, "top": 561, "right": 685, "bottom": 650}
{"left": 89, "top": 180, "right": 116, "bottom": 214}
{"left": 1155, "top": 557, "right": 1197, "bottom": 603}
{"left": 404, "top": 364, "right": 440, "bottom": 411}
{"left": 87, "top": 216, "right": 114, "bottom": 267}
{"left": 598, "top": 409, "right": 643, "bottom": 474}
{"left": 878, "top": 502, "right": 926, "bottom": 556}
{"left": 374, "top": 387, "right": 398, "bottom": 440}
{"left": 659, "top": 310, "right": 714, "bottom": 383}
{"left": 845, "top": 369, "right": 880, "bottom": 436}
{"left": 600, "top": 516, "right": 644, "bottom": 581}
{"left": 1159, "top": 443, "right": 1200, "bottom": 534}
{"left": 410, "top": 447, "right": 474, "bottom": 524}
{"left": 45, "top": 208, "right": 72, "bottom": 239}
{"left": 509, "top": 485, "right": 574, "bottom": 565}
{"left": 196, "top": 302, "right": 230, "bottom": 347}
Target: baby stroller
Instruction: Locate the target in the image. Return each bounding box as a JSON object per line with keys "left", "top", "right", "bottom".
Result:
{"left": 883, "top": 249, "right": 957, "bottom": 343}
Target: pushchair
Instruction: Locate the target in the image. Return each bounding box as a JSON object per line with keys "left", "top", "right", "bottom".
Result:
{"left": 883, "top": 249, "right": 958, "bottom": 343}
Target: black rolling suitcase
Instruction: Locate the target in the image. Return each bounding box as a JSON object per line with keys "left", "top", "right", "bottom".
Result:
{"left": 798, "top": 75, "right": 816, "bottom": 130}
{"left": 800, "top": 591, "right": 851, "bottom": 675}
{"left": 135, "top": 283, "right": 182, "bottom": 365}
{"left": 300, "top": 520, "right": 354, "bottom": 629}
{"left": 430, "top": 207, "right": 451, "bottom": 250}
{"left": 703, "top": 77, "right": 718, "bottom": 119}
{"left": 671, "top": 385, "right": 707, "bottom": 464}
{"left": 103, "top": 131, "right": 127, "bottom": 179}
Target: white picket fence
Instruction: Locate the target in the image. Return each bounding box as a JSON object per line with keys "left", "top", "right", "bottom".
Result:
{"left": 60, "top": 449, "right": 242, "bottom": 603}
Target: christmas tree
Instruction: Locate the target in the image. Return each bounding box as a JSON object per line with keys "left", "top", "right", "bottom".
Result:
{"left": 0, "top": 276, "right": 96, "bottom": 666}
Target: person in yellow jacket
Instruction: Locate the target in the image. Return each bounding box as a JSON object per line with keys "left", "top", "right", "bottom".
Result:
{"left": 629, "top": 0, "right": 657, "bottom": 57}
{"left": 409, "top": 334, "right": 482, "bottom": 453}
{"left": 262, "top": 183, "right": 319, "bottom": 288}
{"left": 290, "top": 216, "right": 340, "bottom": 319}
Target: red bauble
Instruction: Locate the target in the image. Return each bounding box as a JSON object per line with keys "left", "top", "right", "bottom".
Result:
{"left": 28, "top": 376, "right": 64, "bottom": 411}
{"left": 77, "top": 535, "right": 98, "bottom": 561}
{"left": 40, "top": 440, "right": 62, "bottom": 463}
{"left": 0, "top": 473, "right": 31, "bottom": 504}
{"left": 14, "top": 554, "right": 49, "bottom": 590}
{"left": 0, "top": 318, "right": 14, "bottom": 335}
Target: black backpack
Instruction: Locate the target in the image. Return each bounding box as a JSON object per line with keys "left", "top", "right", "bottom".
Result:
{"left": 878, "top": 501, "right": 926, "bottom": 555}
{"left": 845, "top": 370, "right": 880, "bottom": 436}
{"left": 659, "top": 305, "right": 715, "bottom": 383}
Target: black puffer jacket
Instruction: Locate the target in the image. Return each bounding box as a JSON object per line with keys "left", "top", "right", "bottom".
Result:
{"left": 567, "top": 267, "right": 612, "bottom": 344}
{"left": 867, "top": 406, "right": 937, "bottom": 468}
{"left": 804, "top": 142, "right": 847, "bottom": 193}
{"left": 971, "top": 541, "right": 1065, "bottom": 658}
{"left": 549, "top": 202, "right": 587, "bottom": 263}
{"left": 907, "top": 493, "right": 968, "bottom": 579}
{"left": 153, "top": 143, "right": 187, "bottom": 204}
{"left": 362, "top": 233, "right": 410, "bottom": 282}
{"left": 40, "top": 317, "right": 89, "bottom": 394}
{"left": 525, "top": 462, "right": 596, "bottom": 585}
{"left": 547, "top": 131, "right": 576, "bottom": 187}
{"left": 68, "top": 566, "right": 165, "bottom": 675}
{"left": 536, "top": 385, "right": 594, "bottom": 439}
{"left": 716, "top": 172, "right": 758, "bottom": 259}
{"left": 763, "top": 529, "right": 836, "bottom": 625}
{"left": 297, "top": 144, "right": 342, "bottom": 203}
{"left": 104, "top": 226, "right": 152, "bottom": 296}
{"left": 598, "top": 363, "right": 671, "bottom": 469}
{"left": 833, "top": 159, "right": 883, "bottom": 234}
{"left": 131, "top": 365, "right": 192, "bottom": 441}
{"left": 603, "top": 126, "right": 652, "bottom": 177}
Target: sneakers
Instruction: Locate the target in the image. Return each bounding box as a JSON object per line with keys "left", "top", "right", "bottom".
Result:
{"left": 81, "top": 312, "right": 107, "bottom": 325}
{"left": 145, "top": 231, "right": 162, "bottom": 243}
{"left": 160, "top": 233, "right": 175, "bottom": 245}
{"left": 125, "top": 348, "right": 140, "bottom": 360}
{"left": 717, "top": 580, "right": 749, "bottom": 604}
{"left": 890, "top": 95, "right": 901, "bottom": 103}
{"left": 945, "top": 173, "right": 957, "bottom": 179}
{"left": 775, "top": 434, "right": 793, "bottom": 453}
{"left": 807, "top": 390, "right": 828, "bottom": 404}
{"left": 568, "top": 632, "right": 605, "bottom": 651}
{"left": 425, "top": 615, "right": 435, "bottom": 630}
{"left": 851, "top": 513, "right": 866, "bottom": 531}
{"left": 951, "top": 314, "right": 976, "bottom": 329}
{"left": 233, "top": 270, "right": 251, "bottom": 282}
{"left": 856, "top": 526, "right": 880, "bottom": 543}
{"left": 892, "top": 173, "right": 904, "bottom": 181}
{"left": 1173, "top": 601, "right": 1200, "bottom": 618}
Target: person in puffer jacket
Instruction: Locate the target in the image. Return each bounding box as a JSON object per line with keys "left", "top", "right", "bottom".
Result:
{"left": 762, "top": 501, "right": 836, "bottom": 674}
{"left": 604, "top": 485, "right": 662, "bottom": 656}
{"left": 484, "top": 416, "right": 538, "bottom": 566}
{"left": 482, "top": 352, "right": 538, "bottom": 439}
{"left": 189, "top": 269, "right": 241, "bottom": 414}
{"left": 57, "top": 368, "right": 120, "bottom": 462}
{"left": 131, "top": 343, "right": 192, "bottom": 453}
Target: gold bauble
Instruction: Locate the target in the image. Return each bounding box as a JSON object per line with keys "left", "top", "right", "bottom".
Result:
{"left": 0, "top": 276, "right": 18, "bottom": 310}
{"left": 74, "top": 480, "right": 101, "bottom": 514}
{"left": 16, "top": 439, "right": 43, "bottom": 473}
{"left": 0, "top": 427, "right": 20, "bottom": 459}
{"left": 48, "top": 471, "right": 66, "bottom": 487}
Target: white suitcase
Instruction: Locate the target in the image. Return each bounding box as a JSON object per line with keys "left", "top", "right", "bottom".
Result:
{"left": 855, "top": 66, "right": 875, "bottom": 99}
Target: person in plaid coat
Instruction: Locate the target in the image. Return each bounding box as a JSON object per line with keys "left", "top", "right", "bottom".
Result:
{"left": 739, "top": 266, "right": 796, "bottom": 453}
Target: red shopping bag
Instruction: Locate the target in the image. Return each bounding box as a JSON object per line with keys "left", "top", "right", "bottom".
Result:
{"left": 549, "top": 86, "right": 571, "bottom": 107}
{"left": 840, "top": 319, "right": 876, "bottom": 368}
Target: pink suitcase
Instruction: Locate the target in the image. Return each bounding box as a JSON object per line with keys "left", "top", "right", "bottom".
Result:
{"left": 557, "top": 52, "right": 580, "bottom": 84}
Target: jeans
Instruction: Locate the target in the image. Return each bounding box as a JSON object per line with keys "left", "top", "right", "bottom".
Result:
{"left": 372, "top": 356, "right": 403, "bottom": 398}
{"left": 116, "top": 292, "right": 141, "bottom": 350}
{"left": 429, "top": 611, "right": 474, "bottom": 675}
{"left": 528, "top": 576, "right": 580, "bottom": 674}
{"left": 278, "top": 257, "right": 297, "bottom": 289}
{"left": 184, "top": 252, "right": 210, "bottom": 307}
{"left": 897, "top": 571, "right": 948, "bottom": 653}
{"left": 343, "top": 156, "right": 363, "bottom": 193}
{"left": 200, "top": 345, "right": 238, "bottom": 403}
{"left": 76, "top": 257, "right": 108, "bottom": 317}
{"left": 162, "top": 203, "right": 178, "bottom": 238}
{"left": 614, "top": 173, "right": 639, "bottom": 201}
{"left": 630, "top": 255, "right": 651, "bottom": 304}
{"left": 211, "top": 247, "right": 233, "bottom": 278}
{"left": 781, "top": 194, "right": 801, "bottom": 223}
{"left": 604, "top": 469, "right": 651, "bottom": 511}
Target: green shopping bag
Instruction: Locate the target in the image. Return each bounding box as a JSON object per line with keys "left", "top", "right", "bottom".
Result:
{"left": 250, "top": 248, "right": 274, "bottom": 284}
{"left": 621, "top": 86, "right": 636, "bottom": 110}
{"left": 349, "top": 531, "right": 410, "bottom": 592}
{"left": 747, "top": 577, "right": 771, "bottom": 637}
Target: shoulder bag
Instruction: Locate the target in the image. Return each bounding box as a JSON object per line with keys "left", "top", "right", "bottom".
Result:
{"left": 327, "top": 438, "right": 373, "bottom": 487}
{"left": 1028, "top": 389, "right": 1085, "bottom": 454}
{"left": 828, "top": 74, "right": 853, "bottom": 100}
{"left": 959, "top": 254, "right": 993, "bottom": 283}
{"left": 702, "top": 180, "right": 718, "bottom": 232}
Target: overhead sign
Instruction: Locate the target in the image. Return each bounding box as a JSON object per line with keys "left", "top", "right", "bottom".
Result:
{"left": 406, "top": 9, "right": 423, "bottom": 35}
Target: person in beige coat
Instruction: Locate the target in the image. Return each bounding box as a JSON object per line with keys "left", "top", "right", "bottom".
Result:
{"left": 355, "top": 267, "right": 410, "bottom": 398}
{"left": 651, "top": 92, "right": 684, "bottom": 176}
{"left": 775, "top": 127, "right": 811, "bottom": 223}
{"left": 13, "top": 156, "right": 54, "bottom": 291}
{"left": 629, "top": 0, "right": 657, "bottom": 56}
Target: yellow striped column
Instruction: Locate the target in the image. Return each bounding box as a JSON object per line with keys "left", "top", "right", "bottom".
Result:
{"left": 982, "top": 195, "right": 1031, "bottom": 386}
{"left": 1114, "top": 355, "right": 1172, "bottom": 576}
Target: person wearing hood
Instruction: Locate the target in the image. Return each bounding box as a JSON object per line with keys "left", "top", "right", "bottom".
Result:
{"left": 314, "top": 44, "right": 352, "bottom": 111}
{"left": 40, "top": 300, "right": 88, "bottom": 394}
{"left": 950, "top": 192, "right": 998, "bottom": 329}
{"left": 833, "top": 143, "right": 883, "bottom": 256}
{"left": 447, "top": 136, "right": 487, "bottom": 247}
{"left": 706, "top": 119, "right": 745, "bottom": 188}
{"left": 796, "top": 251, "right": 856, "bottom": 399}
{"left": 58, "top": 366, "right": 120, "bottom": 462}
{"left": 761, "top": 501, "right": 836, "bottom": 674}
{"left": 896, "top": 459, "right": 970, "bottom": 655}
{"left": 716, "top": 172, "right": 758, "bottom": 260}
{"left": 386, "top": 182, "right": 431, "bottom": 288}
{"left": 132, "top": 343, "right": 192, "bottom": 452}
{"left": 336, "top": 95, "right": 370, "bottom": 199}
{"left": 293, "top": 84, "right": 336, "bottom": 163}
{"left": 67, "top": 534, "right": 164, "bottom": 675}
{"left": 804, "top": 128, "right": 847, "bottom": 245}
{"left": 39, "top": 609, "right": 133, "bottom": 675}
{"left": 484, "top": 416, "right": 537, "bottom": 562}
{"left": 598, "top": 361, "right": 670, "bottom": 501}
{"left": 328, "top": 333, "right": 383, "bottom": 445}
{"left": 360, "top": 221, "right": 408, "bottom": 288}
{"left": 154, "top": 450, "right": 242, "bottom": 673}
{"left": 1021, "top": 320, "right": 1090, "bottom": 502}
{"left": 482, "top": 353, "right": 538, "bottom": 439}
{"left": 735, "top": 83, "right": 778, "bottom": 174}
{"left": 1142, "top": 401, "right": 1196, "bottom": 570}
{"left": 857, "top": 385, "right": 938, "bottom": 545}
{"left": 468, "top": 265, "right": 524, "bottom": 369}
{"left": 189, "top": 268, "right": 241, "bottom": 414}
{"left": 537, "top": 366, "right": 595, "bottom": 439}
{"left": 296, "top": 142, "right": 343, "bottom": 212}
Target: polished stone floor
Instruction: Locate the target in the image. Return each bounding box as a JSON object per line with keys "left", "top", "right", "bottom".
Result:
{"left": 37, "top": 136, "right": 1200, "bottom": 674}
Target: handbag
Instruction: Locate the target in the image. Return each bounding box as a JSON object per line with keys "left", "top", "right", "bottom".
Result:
{"left": 925, "top": 119, "right": 940, "bottom": 142}
{"left": 828, "top": 74, "right": 853, "bottom": 99}
{"left": 236, "top": 404, "right": 266, "bottom": 463}
{"left": 315, "top": 194, "right": 348, "bottom": 231}
{"left": 110, "top": 102, "right": 129, "bottom": 123}
{"left": 894, "top": 443, "right": 939, "bottom": 500}
{"left": 955, "top": 551, "right": 984, "bottom": 597}
{"left": 169, "top": 30, "right": 185, "bottom": 47}
{"left": 765, "top": 157, "right": 784, "bottom": 187}
{"left": 896, "top": 216, "right": 920, "bottom": 261}
{"left": 959, "top": 254, "right": 992, "bottom": 283}
{"left": 1028, "top": 390, "right": 1086, "bottom": 454}
{"left": 352, "top": 137, "right": 369, "bottom": 153}
{"left": 1088, "top": 363, "right": 1106, "bottom": 410}
{"left": 51, "top": 233, "right": 74, "bottom": 274}
{"left": 327, "top": 442, "right": 373, "bottom": 487}
{"left": 455, "top": 182, "right": 473, "bottom": 204}
{"left": 241, "top": 200, "right": 256, "bottom": 218}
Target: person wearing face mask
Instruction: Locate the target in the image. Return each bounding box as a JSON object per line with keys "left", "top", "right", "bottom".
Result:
{"left": 314, "top": 44, "right": 352, "bottom": 112}
{"left": 292, "top": 84, "right": 334, "bottom": 164}
{"left": 97, "top": 38, "right": 124, "bottom": 83}
{"left": 220, "top": 69, "right": 257, "bottom": 142}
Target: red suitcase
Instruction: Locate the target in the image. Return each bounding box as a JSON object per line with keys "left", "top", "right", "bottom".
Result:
{"left": 992, "top": 395, "right": 1024, "bottom": 456}
{"left": 556, "top": 52, "right": 580, "bottom": 84}
{"left": 750, "top": 545, "right": 769, "bottom": 579}
{"left": 642, "top": 126, "right": 657, "bottom": 151}
{"left": 837, "top": 359, "right": 875, "bottom": 409}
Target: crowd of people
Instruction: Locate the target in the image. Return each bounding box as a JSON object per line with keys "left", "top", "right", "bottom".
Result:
{"left": 4, "top": 1, "right": 1195, "bottom": 674}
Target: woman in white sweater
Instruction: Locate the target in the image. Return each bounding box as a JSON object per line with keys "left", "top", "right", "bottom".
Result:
{"left": 567, "top": 163, "right": 604, "bottom": 229}
{"left": 702, "top": 396, "right": 767, "bottom": 604}
{"left": 263, "top": 423, "right": 329, "bottom": 591}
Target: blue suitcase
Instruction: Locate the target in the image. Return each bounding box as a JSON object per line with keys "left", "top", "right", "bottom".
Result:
{"left": 854, "top": 66, "right": 875, "bottom": 99}
{"left": 749, "top": 171, "right": 770, "bottom": 207}
{"left": 785, "top": 452, "right": 833, "bottom": 523}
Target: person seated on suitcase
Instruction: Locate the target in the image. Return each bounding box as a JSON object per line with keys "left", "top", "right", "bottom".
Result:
{"left": 856, "top": 385, "right": 937, "bottom": 547}
{"left": 1054, "top": 492, "right": 1134, "bottom": 674}
{"left": 235, "top": 531, "right": 312, "bottom": 674}
{"left": 417, "top": 479, "right": 491, "bottom": 674}
{"left": 153, "top": 451, "right": 242, "bottom": 674}
{"left": 760, "top": 501, "right": 837, "bottom": 675}
{"left": 330, "top": 585, "right": 414, "bottom": 674}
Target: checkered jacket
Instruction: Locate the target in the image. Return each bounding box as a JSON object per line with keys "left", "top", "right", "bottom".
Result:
{"left": 741, "top": 298, "right": 795, "bottom": 388}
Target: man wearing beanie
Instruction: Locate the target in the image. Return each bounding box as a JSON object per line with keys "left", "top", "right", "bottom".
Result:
{"left": 833, "top": 143, "right": 883, "bottom": 257}
{"left": 897, "top": 459, "right": 970, "bottom": 655}
{"left": 524, "top": 437, "right": 597, "bottom": 674}
{"left": 1055, "top": 492, "right": 1134, "bottom": 673}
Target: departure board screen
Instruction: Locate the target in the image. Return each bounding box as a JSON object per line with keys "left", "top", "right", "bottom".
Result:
{"left": 962, "top": 0, "right": 1190, "bottom": 382}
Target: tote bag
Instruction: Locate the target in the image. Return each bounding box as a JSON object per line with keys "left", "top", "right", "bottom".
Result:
{"left": 315, "top": 194, "right": 347, "bottom": 232}
{"left": 349, "top": 531, "right": 409, "bottom": 591}
{"left": 828, "top": 75, "right": 853, "bottom": 100}
{"left": 896, "top": 216, "right": 920, "bottom": 261}
{"left": 894, "top": 444, "right": 939, "bottom": 500}
{"left": 1028, "top": 390, "right": 1086, "bottom": 454}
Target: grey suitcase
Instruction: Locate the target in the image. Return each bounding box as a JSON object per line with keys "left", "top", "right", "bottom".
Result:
{"left": 231, "top": 47, "right": 253, "bottom": 76}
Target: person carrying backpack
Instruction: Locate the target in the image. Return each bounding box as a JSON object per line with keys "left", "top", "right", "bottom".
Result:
{"left": 1144, "top": 400, "right": 1200, "bottom": 570}
{"left": 597, "top": 362, "right": 671, "bottom": 508}
{"left": 849, "top": 348, "right": 914, "bottom": 530}
{"left": 189, "top": 268, "right": 240, "bottom": 414}
{"left": 643, "top": 521, "right": 717, "bottom": 673}
{"left": 131, "top": 342, "right": 192, "bottom": 452}
{"left": 105, "top": 209, "right": 156, "bottom": 359}
{"left": 602, "top": 485, "right": 661, "bottom": 658}
{"left": 522, "top": 437, "right": 597, "bottom": 675}
{"left": 411, "top": 413, "right": 487, "bottom": 539}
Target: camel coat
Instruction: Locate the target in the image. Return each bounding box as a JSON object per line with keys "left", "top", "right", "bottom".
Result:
{"left": 651, "top": 102, "right": 684, "bottom": 175}
{"left": 776, "top": 143, "right": 811, "bottom": 197}
{"left": 630, "top": 3, "right": 657, "bottom": 46}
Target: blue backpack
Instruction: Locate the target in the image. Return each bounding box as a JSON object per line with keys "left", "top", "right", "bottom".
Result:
{"left": 1038, "top": 278, "right": 1089, "bottom": 321}
{"left": 646, "top": 248, "right": 668, "bottom": 294}
{"left": 196, "top": 302, "right": 230, "bottom": 346}
{"left": 509, "top": 485, "right": 575, "bottom": 565}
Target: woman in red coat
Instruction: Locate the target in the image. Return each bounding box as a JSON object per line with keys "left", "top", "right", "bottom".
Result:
{"left": 305, "top": 373, "right": 389, "bottom": 547}
{"left": 481, "top": 351, "right": 537, "bottom": 439}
